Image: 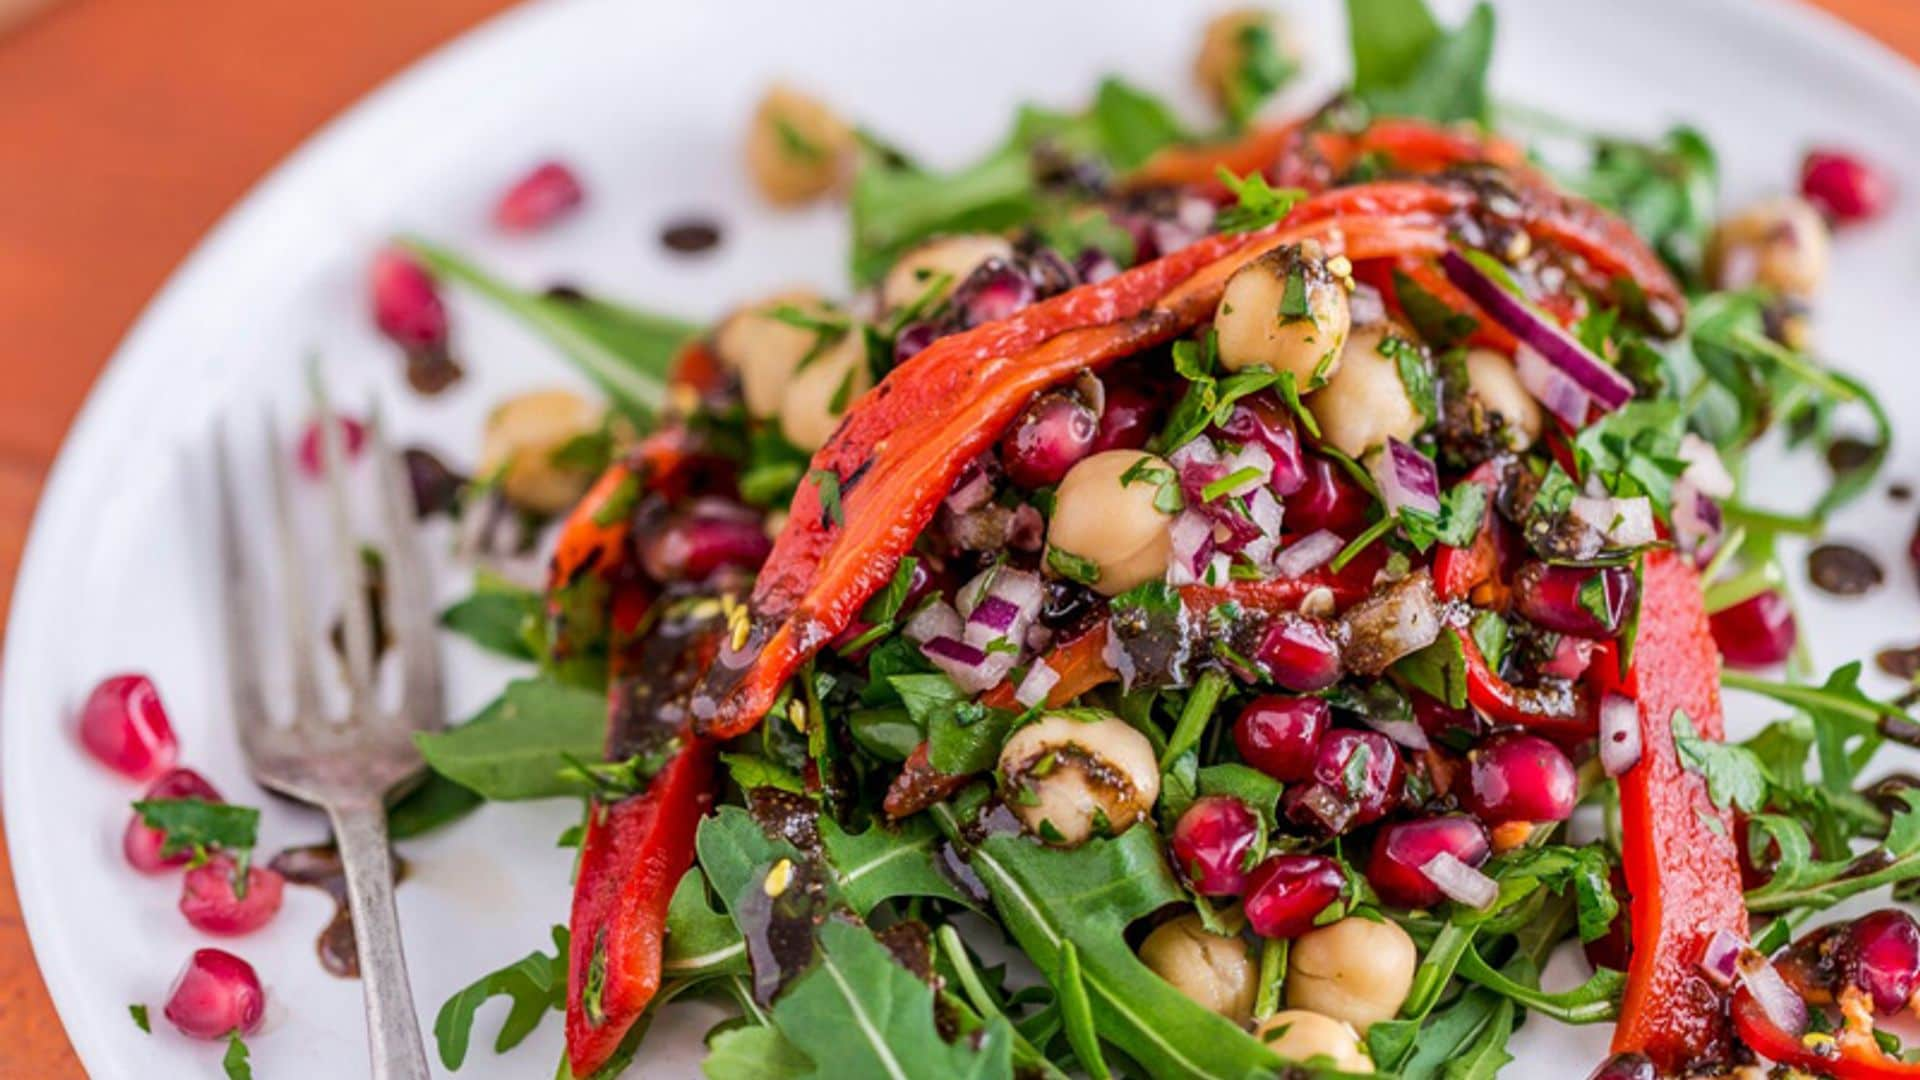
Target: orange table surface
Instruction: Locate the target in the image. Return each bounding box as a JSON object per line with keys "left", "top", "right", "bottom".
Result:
{"left": 0, "top": 0, "right": 1913, "bottom": 1073}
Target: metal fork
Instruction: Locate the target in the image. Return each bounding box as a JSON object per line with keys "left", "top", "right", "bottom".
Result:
{"left": 212, "top": 384, "right": 441, "bottom": 1080}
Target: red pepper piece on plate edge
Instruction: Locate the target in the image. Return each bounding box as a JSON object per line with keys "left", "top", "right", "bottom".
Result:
{"left": 1591, "top": 550, "right": 1749, "bottom": 1070}
{"left": 1732, "top": 985, "right": 1920, "bottom": 1078}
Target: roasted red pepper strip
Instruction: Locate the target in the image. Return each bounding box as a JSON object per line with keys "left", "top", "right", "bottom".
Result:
{"left": 1453, "top": 625, "right": 1596, "bottom": 737}
{"left": 1731, "top": 987, "right": 1920, "bottom": 1078}
{"left": 695, "top": 194, "right": 1462, "bottom": 739}
{"left": 565, "top": 733, "right": 715, "bottom": 1076}
{"left": 1592, "top": 550, "right": 1748, "bottom": 1070}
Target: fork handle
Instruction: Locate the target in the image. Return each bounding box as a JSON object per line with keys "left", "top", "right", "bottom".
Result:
{"left": 328, "top": 798, "right": 432, "bottom": 1080}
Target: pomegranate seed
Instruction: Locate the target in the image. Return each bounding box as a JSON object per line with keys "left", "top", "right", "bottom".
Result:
{"left": 78, "top": 674, "right": 178, "bottom": 781}
{"left": 124, "top": 769, "right": 223, "bottom": 873}
{"left": 1243, "top": 854, "right": 1345, "bottom": 939}
{"left": 1255, "top": 614, "right": 1343, "bottom": 692}
{"left": 638, "top": 500, "right": 772, "bottom": 583}
{"left": 953, "top": 260, "right": 1036, "bottom": 328}
{"left": 1512, "top": 562, "right": 1634, "bottom": 637}
{"left": 492, "top": 160, "right": 586, "bottom": 232}
{"left": 294, "top": 415, "right": 366, "bottom": 478}
{"left": 1284, "top": 456, "right": 1371, "bottom": 536}
{"left": 1233, "top": 695, "right": 1329, "bottom": 782}
{"left": 1800, "top": 149, "right": 1893, "bottom": 225}
{"left": 1001, "top": 392, "right": 1099, "bottom": 489}
{"left": 1538, "top": 635, "right": 1596, "bottom": 680}
{"left": 164, "top": 948, "right": 265, "bottom": 1040}
{"left": 1840, "top": 909, "right": 1920, "bottom": 1014}
{"left": 369, "top": 247, "right": 449, "bottom": 354}
{"left": 1170, "top": 796, "right": 1262, "bottom": 896}
{"left": 1463, "top": 732, "right": 1577, "bottom": 826}
{"left": 180, "top": 856, "right": 285, "bottom": 936}
{"left": 1310, "top": 729, "right": 1403, "bottom": 827}
{"left": 1587, "top": 1053, "right": 1656, "bottom": 1080}
{"left": 1091, "top": 382, "right": 1161, "bottom": 454}
{"left": 1366, "top": 815, "right": 1491, "bottom": 909}
{"left": 1709, "top": 590, "right": 1797, "bottom": 669}
{"left": 894, "top": 320, "right": 943, "bottom": 364}
{"left": 1214, "top": 394, "right": 1306, "bottom": 496}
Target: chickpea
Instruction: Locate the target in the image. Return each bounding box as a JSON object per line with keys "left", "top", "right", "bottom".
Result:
{"left": 1194, "top": 9, "right": 1292, "bottom": 115}
{"left": 713, "top": 290, "right": 836, "bottom": 421}
{"left": 1214, "top": 241, "right": 1352, "bottom": 383}
{"left": 997, "top": 711, "right": 1160, "bottom": 846}
{"left": 1286, "top": 916, "right": 1417, "bottom": 1033}
{"left": 744, "top": 83, "right": 853, "bottom": 205}
{"left": 1706, "top": 196, "right": 1830, "bottom": 298}
{"left": 478, "top": 388, "right": 602, "bottom": 515}
{"left": 778, "top": 327, "right": 872, "bottom": 452}
{"left": 882, "top": 234, "right": 1014, "bottom": 314}
{"left": 1463, "top": 348, "right": 1543, "bottom": 450}
{"left": 1305, "top": 321, "right": 1426, "bottom": 458}
{"left": 1253, "top": 1010, "right": 1372, "bottom": 1072}
{"left": 1138, "top": 914, "right": 1258, "bottom": 1025}
{"left": 1047, "top": 450, "right": 1177, "bottom": 596}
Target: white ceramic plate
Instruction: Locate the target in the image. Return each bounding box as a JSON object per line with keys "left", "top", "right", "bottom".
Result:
{"left": 8, "top": 0, "right": 1920, "bottom": 1075}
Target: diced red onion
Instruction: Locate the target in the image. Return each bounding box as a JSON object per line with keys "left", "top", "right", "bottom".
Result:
{"left": 1014, "top": 658, "right": 1061, "bottom": 708}
{"left": 1514, "top": 345, "right": 1593, "bottom": 430}
{"left": 1740, "top": 951, "right": 1809, "bottom": 1036}
{"left": 1599, "top": 692, "right": 1643, "bottom": 778}
{"left": 905, "top": 601, "right": 962, "bottom": 644}
{"left": 1349, "top": 282, "right": 1387, "bottom": 327}
{"left": 1699, "top": 928, "right": 1745, "bottom": 988}
{"left": 1292, "top": 783, "right": 1357, "bottom": 834}
{"left": 1363, "top": 715, "right": 1431, "bottom": 751}
{"left": 1571, "top": 495, "right": 1657, "bottom": 549}
{"left": 1440, "top": 250, "right": 1634, "bottom": 411}
{"left": 922, "top": 635, "right": 1015, "bottom": 695}
{"left": 969, "top": 595, "right": 1021, "bottom": 634}
{"left": 945, "top": 459, "right": 994, "bottom": 514}
{"left": 1371, "top": 439, "right": 1441, "bottom": 517}
{"left": 1271, "top": 530, "right": 1343, "bottom": 579}
{"left": 1216, "top": 443, "right": 1275, "bottom": 499}
{"left": 1168, "top": 511, "right": 1217, "bottom": 586}
{"left": 1248, "top": 487, "right": 1285, "bottom": 537}
{"left": 1420, "top": 851, "right": 1499, "bottom": 910}
{"left": 959, "top": 566, "right": 1043, "bottom": 658}
{"left": 1679, "top": 434, "right": 1736, "bottom": 499}
{"left": 1671, "top": 481, "right": 1725, "bottom": 563}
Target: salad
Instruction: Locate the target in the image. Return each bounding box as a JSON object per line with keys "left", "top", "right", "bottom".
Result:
{"left": 75, "top": 1, "right": 1920, "bottom": 1078}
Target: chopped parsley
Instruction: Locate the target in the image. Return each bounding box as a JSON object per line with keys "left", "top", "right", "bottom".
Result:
{"left": 808, "top": 468, "right": 845, "bottom": 527}
{"left": 129, "top": 1004, "right": 150, "bottom": 1034}
{"left": 1119, "top": 454, "right": 1185, "bottom": 514}
{"left": 1214, "top": 167, "right": 1307, "bottom": 234}
{"left": 1046, "top": 545, "right": 1101, "bottom": 586}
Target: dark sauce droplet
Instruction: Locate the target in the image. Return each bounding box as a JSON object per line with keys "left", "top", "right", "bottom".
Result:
{"left": 660, "top": 217, "right": 723, "bottom": 255}
{"left": 1892, "top": 483, "right": 1913, "bottom": 503}
{"left": 1878, "top": 644, "right": 1920, "bottom": 681}
{"left": 270, "top": 843, "right": 408, "bottom": 978}
{"left": 1807, "top": 542, "right": 1885, "bottom": 597}
{"left": 404, "top": 348, "right": 462, "bottom": 395}
{"left": 1826, "top": 437, "right": 1881, "bottom": 474}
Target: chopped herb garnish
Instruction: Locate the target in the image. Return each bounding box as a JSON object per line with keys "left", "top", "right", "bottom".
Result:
{"left": 808, "top": 468, "right": 845, "bottom": 526}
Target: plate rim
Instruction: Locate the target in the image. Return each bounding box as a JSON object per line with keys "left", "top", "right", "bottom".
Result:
{"left": 8, "top": 0, "right": 1920, "bottom": 1071}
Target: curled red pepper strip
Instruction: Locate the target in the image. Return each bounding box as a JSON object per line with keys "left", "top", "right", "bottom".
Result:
{"left": 565, "top": 733, "right": 715, "bottom": 1076}
{"left": 693, "top": 193, "right": 1461, "bottom": 740}
{"left": 1731, "top": 987, "right": 1920, "bottom": 1079}
{"left": 1591, "top": 550, "right": 1748, "bottom": 1070}
{"left": 1453, "top": 624, "right": 1595, "bottom": 737}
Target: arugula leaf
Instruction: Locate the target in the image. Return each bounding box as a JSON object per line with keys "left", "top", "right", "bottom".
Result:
{"left": 432, "top": 926, "right": 568, "bottom": 1069}
{"left": 441, "top": 572, "right": 542, "bottom": 661}
{"left": 721, "top": 752, "right": 805, "bottom": 794}
{"left": 1576, "top": 127, "right": 1718, "bottom": 286}
{"left": 696, "top": 805, "right": 968, "bottom": 920}
{"left": 893, "top": 674, "right": 1021, "bottom": 776}
{"left": 931, "top": 804, "right": 1285, "bottom": 1079}
{"left": 704, "top": 1023, "right": 813, "bottom": 1080}
{"left": 662, "top": 870, "right": 750, "bottom": 980}
{"left": 224, "top": 1035, "right": 252, "bottom": 1080}
{"left": 1455, "top": 946, "right": 1622, "bottom": 1024}
{"left": 400, "top": 236, "right": 696, "bottom": 421}
{"left": 1672, "top": 712, "right": 1770, "bottom": 813}
{"left": 1346, "top": 0, "right": 1496, "bottom": 124}
{"left": 1466, "top": 844, "right": 1620, "bottom": 943}
{"left": 1723, "top": 663, "right": 1894, "bottom": 794}
{"left": 850, "top": 146, "right": 1033, "bottom": 286}
{"left": 1055, "top": 941, "right": 1112, "bottom": 1080}
{"left": 132, "top": 798, "right": 259, "bottom": 861}
{"left": 414, "top": 677, "right": 607, "bottom": 800}
{"left": 386, "top": 773, "right": 483, "bottom": 841}
{"left": 1747, "top": 790, "right": 1920, "bottom": 915}
{"left": 1088, "top": 78, "right": 1189, "bottom": 171}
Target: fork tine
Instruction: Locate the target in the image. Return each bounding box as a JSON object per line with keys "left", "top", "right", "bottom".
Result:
{"left": 366, "top": 405, "right": 445, "bottom": 733}
{"left": 264, "top": 413, "right": 327, "bottom": 727}
{"left": 212, "top": 421, "right": 274, "bottom": 764}
{"left": 308, "top": 369, "right": 379, "bottom": 723}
